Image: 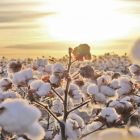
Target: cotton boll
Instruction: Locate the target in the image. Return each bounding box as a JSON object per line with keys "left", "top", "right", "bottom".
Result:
{"left": 25, "top": 122, "right": 45, "bottom": 140}
{"left": 117, "top": 77, "right": 133, "bottom": 96}
{"left": 0, "top": 99, "right": 42, "bottom": 136}
{"left": 22, "top": 68, "right": 33, "bottom": 80}
{"left": 30, "top": 80, "right": 43, "bottom": 90}
{"left": 13, "top": 71, "right": 26, "bottom": 86}
{"left": 109, "top": 100, "right": 124, "bottom": 109}
{"left": 50, "top": 75, "right": 61, "bottom": 86}
{"left": 69, "top": 83, "right": 79, "bottom": 92}
{"left": 100, "top": 85, "right": 116, "bottom": 97}
{"left": 100, "top": 107, "right": 120, "bottom": 123}
{"left": 7, "top": 61, "right": 22, "bottom": 73}
{"left": 81, "top": 82, "right": 91, "bottom": 96}
{"left": 71, "top": 90, "right": 83, "bottom": 103}
{"left": 52, "top": 63, "right": 65, "bottom": 73}
{"left": 110, "top": 79, "right": 119, "bottom": 89}
{"left": 68, "top": 113, "right": 85, "bottom": 128}
{"left": 51, "top": 99, "right": 63, "bottom": 115}
{"left": 129, "top": 64, "right": 140, "bottom": 75}
{"left": 0, "top": 78, "right": 12, "bottom": 91}
{"left": 97, "top": 75, "right": 111, "bottom": 86}
{"left": 76, "top": 111, "right": 90, "bottom": 124}
{"left": 94, "top": 93, "right": 107, "bottom": 104}
{"left": 66, "top": 118, "right": 82, "bottom": 140}
{"left": 37, "top": 83, "right": 51, "bottom": 96}
{"left": 45, "top": 64, "right": 53, "bottom": 74}
{"left": 13, "top": 69, "right": 33, "bottom": 86}
{"left": 109, "top": 100, "right": 133, "bottom": 114}
{"left": 87, "top": 84, "right": 99, "bottom": 95}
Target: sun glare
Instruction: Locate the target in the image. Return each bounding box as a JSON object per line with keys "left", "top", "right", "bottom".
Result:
{"left": 38, "top": 0, "right": 139, "bottom": 43}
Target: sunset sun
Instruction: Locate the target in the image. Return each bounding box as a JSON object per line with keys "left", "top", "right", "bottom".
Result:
{"left": 39, "top": 0, "right": 139, "bottom": 43}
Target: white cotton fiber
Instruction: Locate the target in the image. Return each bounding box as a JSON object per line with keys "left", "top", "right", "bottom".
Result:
{"left": 0, "top": 98, "right": 45, "bottom": 139}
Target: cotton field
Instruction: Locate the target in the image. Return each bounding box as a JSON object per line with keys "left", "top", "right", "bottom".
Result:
{"left": 0, "top": 45, "right": 140, "bottom": 140}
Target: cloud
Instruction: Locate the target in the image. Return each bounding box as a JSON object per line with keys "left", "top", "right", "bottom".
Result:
{"left": 0, "top": 24, "right": 39, "bottom": 29}
{"left": 4, "top": 42, "right": 73, "bottom": 50}
{"left": 0, "top": 11, "right": 55, "bottom": 23}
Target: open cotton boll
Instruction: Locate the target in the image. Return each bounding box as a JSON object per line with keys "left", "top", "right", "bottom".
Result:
{"left": 13, "top": 71, "right": 26, "bottom": 86}
{"left": 87, "top": 121, "right": 103, "bottom": 133}
{"left": 71, "top": 90, "right": 83, "bottom": 102}
{"left": 76, "top": 111, "right": 90, "bottom": 124}
{"left": 100, "top": 107, "right": 120, "bottom": 123}
{"left": 0, "top": 78, "right": 12, "bottom": 91}
{"left": 100, "top": 86, "right": 116, "bottom": 97}
{"left": 129, "top": 64, "right": 140, "bottom": 75}
{"left": 52, "top": 63, "right": 65, "bottom": 73}
{"left": 81, "top": 82, "right": 90, "bottom": 94}
{"left": 13, "top": 69, "right": 33, "bottom": 86}
{"left": 45, "top": 64, "right": 53, "bottom": 74}
{"left": 117, "top": 77, "right": 133, "bottom": 96}
{"left": 7, "top": 61, "right": 22, "bottom": 73}
{"left": 68, "top": 113, "right": 85, "bottom": 128}
{"left": 66, "top": 118, "right": 82, "bottom": 140}
{"left": 25, "top": 122, "right": 45, "bottom": 140}
{"left": 0, "top": 99, "right": 42, "bottom": 135}
{"left": 30, "top": 80, "right": 43, "bottom": 90}
{"left": 22, "top": 68, "right": 33, "bottom": 80}
{"left": 51, "top": 99, "right": 63, "bottom": 115}
{"left": 69, "top": 83, "right": 79, "bottom": 92}
{"left": 110, "top": 79, "right": 119, "bottom": 89}
{"left": 87, "top": 84, "right": 99, "bottom": 95}
{"left": 36, "top": 83, "right": 51, "bottom": 96}
{"left": 94, "top": 93, "right": 107, "bottom": 104}
{"left": 49, "top": 75, "right": 60, "bottom": 86}
{"left": 97, "top": 75, "right": 111, "bottom": 86}
{"left": 109, "top": 100, "right": 124, "bottom": 108}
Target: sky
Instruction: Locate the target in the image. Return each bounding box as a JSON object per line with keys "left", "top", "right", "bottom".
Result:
{"left": 0, "top": 0, "right": 140, "bottom": 57}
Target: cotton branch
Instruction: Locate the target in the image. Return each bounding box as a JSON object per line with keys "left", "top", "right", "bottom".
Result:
{"left": 63, "top": 48, "right": 72, "bottom": 122}
{"left": 51, "top": 87, "right": 64, "bottom": 102}
{"left": 68, "top": 99, "right": 91, "bottom": 115}
{"left": 33, "top": 100, "right": 61, "bottom": 123}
